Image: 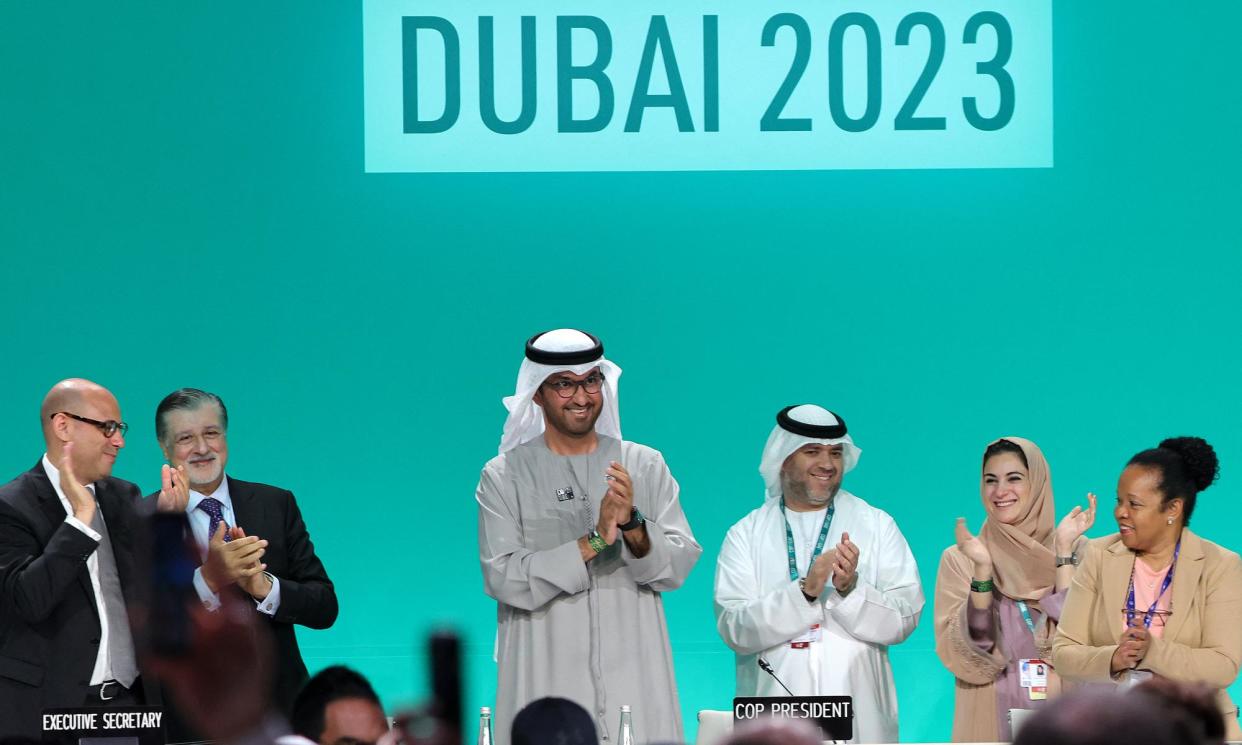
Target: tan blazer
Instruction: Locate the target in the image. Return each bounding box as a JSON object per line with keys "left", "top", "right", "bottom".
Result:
{"left": 1052, "top": 529, "right": 1242, "bottom": 739}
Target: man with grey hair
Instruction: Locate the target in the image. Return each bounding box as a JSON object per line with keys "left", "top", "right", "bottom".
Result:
{"left": 0, "top": 378, "right": 188, "bottom": 739}
{"left": 153, "top": 387, "right": 337, "bottom": 734}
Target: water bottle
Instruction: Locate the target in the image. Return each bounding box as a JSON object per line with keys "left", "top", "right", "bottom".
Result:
{"left": 617, "top": 705, "right": 635, "bottom": 745}
{"left": 477, "top": 706, "right": 494, "bottom": 745}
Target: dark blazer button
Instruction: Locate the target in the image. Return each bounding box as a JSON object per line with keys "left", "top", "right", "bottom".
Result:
{"left": 90, "top": 638, "right": 100, "bottom": 645}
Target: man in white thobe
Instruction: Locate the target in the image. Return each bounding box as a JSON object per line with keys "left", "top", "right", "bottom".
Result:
{"left": 477, "top": 329, "right": 701, "bottom": 745}
{"left": 714, "top": 404, "right": 924, "bottom": 743}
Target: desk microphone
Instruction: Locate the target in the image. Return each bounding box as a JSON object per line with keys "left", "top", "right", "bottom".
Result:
{"left": 756, "top": 657, "right": 795, "bottom": 696}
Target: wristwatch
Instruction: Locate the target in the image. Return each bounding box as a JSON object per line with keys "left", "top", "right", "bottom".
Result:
{"left": 618, "top": 507, "right": 645, "bottom": 532}
{"left": 798, "top": 577, "right": 818, "bottom": 603}
{"left": 1055, "top": 554, "right": 1079, "bottom": 567}
{"left": 587, "top": 529, "right": 609, "bottom": 554}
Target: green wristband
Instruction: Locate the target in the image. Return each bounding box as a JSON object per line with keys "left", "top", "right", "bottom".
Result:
{"left": 587, "top": 530, "right": 609, "bottom": 554}
{"left": 970, "top": 578, "right": 995, "bottom": 593}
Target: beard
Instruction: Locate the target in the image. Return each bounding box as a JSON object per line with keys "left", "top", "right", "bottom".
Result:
{"left": 187, "top": 459, "right": 224, "bottom": 491}
{"left": 543, "top": 403, "right": 602, "bottom": 438}
{"left": 781, "top": 472, "right": 840, "bottom": 508}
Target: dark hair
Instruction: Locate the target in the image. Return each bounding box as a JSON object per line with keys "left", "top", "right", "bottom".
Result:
{"left": 983, "top": 439, "right": 1028, "bottom": 469}
{"left": 291, "top": 665, "right": 383, "bottom": 742}
{"left": 155, "top": 388, "right": 229, "bottom": 443}
{"left": 721, "top": 719, "right": 822, "bottom": 745}
{"left": 1127, "top": 437, "right": 1219, "bottom": 525}
{"left": 1012, "top": 687, "right": 1218, "bottom": 745}
{"left": 1135, "top": 678, "right": 1226, "bottom": 744}
{"left": 511, "top": 697, "right": 598, "bottom": 745}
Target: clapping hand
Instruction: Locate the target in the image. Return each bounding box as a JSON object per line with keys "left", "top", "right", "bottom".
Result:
{"left": 230, "top": 526, "right": 274, "bottom": 600}
{"left": 1112, "top": 617, "right": 1152, "bottom": 672}
{"left": 201, "top": 523, "right": 268, "bottom": 593}
{"left": 156, "top": 464, "right": 191, "bottom": 513}
{"left": 596, "top": 461, "right": 634, "bottom": 544}
{"left": 955, "top": 517, "right": 992, "bottom": 579}
{"left": 1055, "top": 492, "right": 1097, "bottom": 554}
{"left": 802, "top": 549, "right": 837, "bottom": 598}
{"left": 831, "top": 533, "right": 860, "bottom": 594}
{"left": 58, "top": 442, "right": 97, "bottom": 524}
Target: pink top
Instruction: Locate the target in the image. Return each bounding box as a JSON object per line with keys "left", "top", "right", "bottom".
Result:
{"left": 1129, "top": 560, "right": 1173, "bottom": 639}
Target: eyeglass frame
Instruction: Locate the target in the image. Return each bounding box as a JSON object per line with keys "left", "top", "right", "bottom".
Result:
{"left": 51, "top": 412, "right": 130, "bottom": 439}
{"left": 541, "top": 372, "right": 606, "bottom": 399}
{"left": 1120, "top": 607, "right": 1173, "bottom": 627}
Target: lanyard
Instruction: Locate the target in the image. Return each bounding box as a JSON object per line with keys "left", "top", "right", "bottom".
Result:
{"left": 780, "top": 497, "right": 835, "bottom": 581}
{"left": 1126, "top": 540, "right": 1180, "bottom": 629}
{"left": 1015, "top": 600, "right": 1037, "bottom": 635}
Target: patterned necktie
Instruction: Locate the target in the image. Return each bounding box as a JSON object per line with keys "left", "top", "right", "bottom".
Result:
{"left": 197, "top": 497, "right": 232, "bottom": 542}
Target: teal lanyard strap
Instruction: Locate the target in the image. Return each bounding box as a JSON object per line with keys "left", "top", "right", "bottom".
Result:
{"left": 780, "top": 497, "right": 835, "bottom": 581}
{"left": 1015, "top": 600, "right": 1037, "bottom": 635}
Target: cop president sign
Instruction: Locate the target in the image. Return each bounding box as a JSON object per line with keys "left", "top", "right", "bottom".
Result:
{"left": 363, "top": 1, "right": 1051, "bottom": 172}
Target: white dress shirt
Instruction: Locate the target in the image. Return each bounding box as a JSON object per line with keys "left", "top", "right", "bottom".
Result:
{"left": 186, "top": 477, "right": 281, "bottom": 615}
{"left": 41, "top": 454, "right": 113, "bottom": 685}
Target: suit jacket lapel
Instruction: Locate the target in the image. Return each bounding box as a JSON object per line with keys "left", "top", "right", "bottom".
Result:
{"left": 30, "top": 461, "right": 70, "bottom": 532}
{"left": 1163, "top": 529, "right": 1204, "bottom": 642}
{"left": 228, "top": 477, "right": 263, "bottom": 535}
{"left": 1102, "top": 539, "right": 1135, "bottom": 641}
{"left": 30, "top": 461, "right": 99, "bottom": 618}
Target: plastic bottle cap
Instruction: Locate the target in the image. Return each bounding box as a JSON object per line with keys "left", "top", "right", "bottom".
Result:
{"left": 481, "top": 707, "right": 492, "bottom": 715}
{"left": 620, "top": 705, "right": 631, "bottom": 713}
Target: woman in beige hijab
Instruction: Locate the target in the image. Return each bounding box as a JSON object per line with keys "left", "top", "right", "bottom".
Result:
{"left": 934, "top": 438, "right": 1097, "bottom": 742}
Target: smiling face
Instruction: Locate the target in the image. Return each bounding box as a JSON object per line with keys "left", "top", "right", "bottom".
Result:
{"left": 533, "top": 368, "right": 604, "bottom": 440}
{"left": 981, "top": 451, "right": 1030, "bottom": 525}
{"left": 780, "top": 443, "right": 844, "bottom": 510}
{"left": 160, "top": 403, "right": 229, "bottom": 494}
{"left": 65, "top": 388, "right": 126, "bottom": 483}
{"left": 1115, "top": 464, "right": 1182, "bottom": 552}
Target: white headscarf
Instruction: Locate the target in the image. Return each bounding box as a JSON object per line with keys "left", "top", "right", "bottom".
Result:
{"left": 758, "top": 404, "right": 861, "bottom": 501}
{"left": 498, "top": 329, "right": 623, "bottom": 454}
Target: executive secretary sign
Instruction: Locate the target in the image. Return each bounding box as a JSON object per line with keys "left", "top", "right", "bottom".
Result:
{"left": 363, "top": 1, "right": 1051, "bottom": 172}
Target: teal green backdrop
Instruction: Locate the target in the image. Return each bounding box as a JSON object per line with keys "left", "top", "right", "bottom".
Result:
{"left": 2, "top": 2, "right": 1240, "bottom": 742}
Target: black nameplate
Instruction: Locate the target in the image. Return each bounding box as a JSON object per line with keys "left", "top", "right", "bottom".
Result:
{"left": 732, "top": 696, "right": 853, "bottom": 741}
{"left": 41, "top": 707, "right": 165, "bottom": 745}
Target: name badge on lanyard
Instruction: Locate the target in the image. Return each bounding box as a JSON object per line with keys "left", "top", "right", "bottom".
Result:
{"left": 1016, "top": 601, "right": 1048, "bottom": 700}
{"left": 1019, "top": 658, "right": 1049, "bottom": 700}
{"left": 789, "top": 624, "right": 822, "bottom": 649}
{"left": 781, "top": 498, "right": 834, "bottom": 648}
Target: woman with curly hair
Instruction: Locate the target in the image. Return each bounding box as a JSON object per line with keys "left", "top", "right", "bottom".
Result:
{"left": 1053, "top": 436, "right": 1242, "bottom": 739}
{"left": 934, "top": 437, "right": 1097, "bottom": 741}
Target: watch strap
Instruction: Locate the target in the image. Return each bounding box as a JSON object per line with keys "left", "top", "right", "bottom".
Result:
{"left": 798, "top": 577, "right": 818, "bottom": 602}
{"left": 618, "top": 507, "right": 645, "bottom": 532}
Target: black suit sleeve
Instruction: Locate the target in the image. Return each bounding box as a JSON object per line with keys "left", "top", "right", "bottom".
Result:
{"left": 0, "top": 501, "right": 99, "bottom": 624}
{"left": 270, "top": 491, "right": 337, "bottom": 629}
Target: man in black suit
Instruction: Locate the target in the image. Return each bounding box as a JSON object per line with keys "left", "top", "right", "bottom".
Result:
{"left": 0, "top": 378, "right": 189, "bottom": 739}
{"left": 153, "top": 387, "right": 337, "bottom": 723}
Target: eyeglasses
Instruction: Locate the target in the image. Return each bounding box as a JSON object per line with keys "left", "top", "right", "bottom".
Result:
{"left": 543, "top": 373, "right": 605, "bottom": 399}
{"left": 53, "top": 412, "right": 129, "bottom": 438}
{"left": 1121, "top": 608, "right": 1173, "bottom": 628}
